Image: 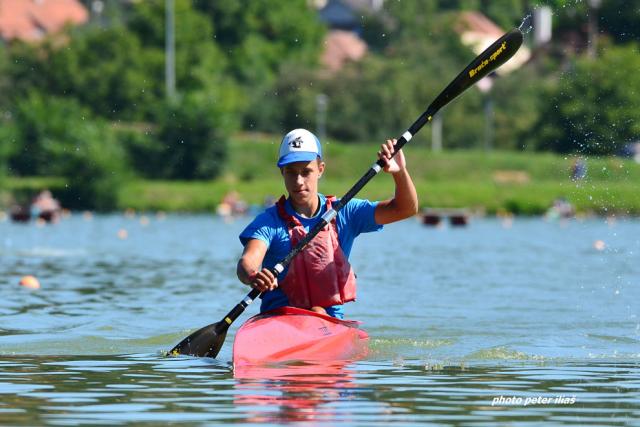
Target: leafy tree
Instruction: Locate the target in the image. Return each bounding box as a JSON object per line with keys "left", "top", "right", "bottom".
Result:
{"left": 7, "top": 0, "right": 239, "bottom": 122}
{"left": 7, "top": 27, "right": 162, "bottom": 120}
{"left": 3, "top": 41, "right": 42, "bottom": 103}
{"left": 5, "top": 93, "right": 128, "bottom": 209}
{"left": 56, "top": 119, "right": 129, "bottom": 211}
{"left": 7, "top": 93, "right": 81, "bottom": 176}
{"left": 528, "top": 0, "right": 640, "bottom": 45}
{"left": 322, "top": 55, "right": 431, "bottom": 142}
{"left": 194, "top": 0, "right": 325, "bottom": 85}
{"left": 0, "top": 47, "right": 12, "bottom": 176}
{"left": 383, "top": 0, "right": 525, "bottom": 30}
{"left": 0, "top": 117, "right": 17, "bottom": 177}
{"left": 241, "top": 62, "right": 319, "bottom": 134}
{"left": 57, "top": 28, "right": 162, "bottom": 119}
{"left": 127, "top": 0, "right": 233, "bottom": 95}
{"left": 193, "top": 0, "right": 325, "bottom": 130}
{"left": 118, "top": 0, "right": 243, "bottom": 175}
{"left": 313, "top": 10, "right": 488, "bottom": 145}
{"left": 531, "top": 44, "right": 640, "bottom": 154}
{"left": 373, "top": 0, "right": 439, "bottom": 48}
{"left": 597, "top": 0, "right": 640, "bottom": 44}
{"left": 0, "top": 45, "right": 9, "bottom": 109}
{"left": 481, "top": 0, "right": 527, "bottom": 30}
{"left": 145, "top": 90, "right": 235, "bottom": 180}
{"left": 526, "top": 0, "right": 640, "bottom": 54}
{"left": 490, "top": 66, "right": 549, "bottom": 150}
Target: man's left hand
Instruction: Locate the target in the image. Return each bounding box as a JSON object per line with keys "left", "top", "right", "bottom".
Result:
{"left": 378, "top": 139, "right": 406, "bottom": 174}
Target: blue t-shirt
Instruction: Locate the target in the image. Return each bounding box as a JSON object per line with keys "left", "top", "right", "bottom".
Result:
{"left": 239, "top": 194, "right": 382, "bottom": 318}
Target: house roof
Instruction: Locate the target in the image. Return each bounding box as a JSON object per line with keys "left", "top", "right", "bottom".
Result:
{"left": 321, "top": 29, "right": 367, "bottom": 72}
{"left": 319, "top": 0, "right": 359, "bottom": 31}
{"left": 457, "top": 11, "right": 504, "bottom": 38}
{"left": 455, "top": 11, "right": 530, "bottom": 75}
{"left": 318, "top": 0, "right": 384, "bottom": 31}
{"left": 0, "top": 0, "right": 88, "bottom": 42}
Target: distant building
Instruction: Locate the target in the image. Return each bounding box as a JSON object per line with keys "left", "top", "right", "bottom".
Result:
{"left": 455, "top": 11, "right": 530, "bottom": 75}
{"left": 321, "top": 29, "right": 367, "bottom": 72}
{"left": 316, "top": 0, "right": 377, "bottom": 72}
{"left": 0, "top": 0, "right": 88, "bottom": 43}
{"left": 316, "top": 0, "right": 384, "bottom": 32}
{"left": 318, "top": 0, "right": 360, "bottom": 32}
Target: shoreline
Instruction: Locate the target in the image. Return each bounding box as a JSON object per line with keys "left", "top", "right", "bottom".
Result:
{"left": 2, "top": 141, "right": 640, "bottom": 216}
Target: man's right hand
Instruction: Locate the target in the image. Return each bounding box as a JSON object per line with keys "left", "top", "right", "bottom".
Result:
{"left": 238, "top": 239, "right": 276, "bottom": 291}
{"left": 249, "top": 267, "right": 278, "bottom": 293}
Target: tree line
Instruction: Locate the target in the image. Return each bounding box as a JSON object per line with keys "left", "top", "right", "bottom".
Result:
{"left": 0, "top": 0, "right": 638, "bottom": 209}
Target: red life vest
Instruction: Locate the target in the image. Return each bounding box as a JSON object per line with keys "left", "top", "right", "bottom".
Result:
{"left": 276, "top": 195, "right": 357, "bottom": 309}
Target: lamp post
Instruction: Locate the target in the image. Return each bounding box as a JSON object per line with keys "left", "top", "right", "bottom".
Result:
{"left": 90, "top": 1, "right": 104, "bottom": 26}
{"left": 431, "top": 113, "right": 442, "bottom": 152}
{"left": 165, "top": 0, "right": 176, "bottom": 99}
{"left": 477, "top": 75, "right": 495, "bottom": 152}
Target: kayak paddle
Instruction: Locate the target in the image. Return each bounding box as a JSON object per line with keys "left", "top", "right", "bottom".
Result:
{"left": 169, "top": 27, "right": 523, "bottom": 358}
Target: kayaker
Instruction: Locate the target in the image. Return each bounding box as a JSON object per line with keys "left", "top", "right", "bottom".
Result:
{"left": 237, "top": 128, "right": 418, "bottom": 319}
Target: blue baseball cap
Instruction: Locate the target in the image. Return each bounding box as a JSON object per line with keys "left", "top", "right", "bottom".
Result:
{"left": 277, "top": 129, "right": 322, "bottom": 167}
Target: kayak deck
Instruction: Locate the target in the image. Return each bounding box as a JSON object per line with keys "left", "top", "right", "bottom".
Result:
{"left": 232, "top": 306, "right": 369, "bottom": 367}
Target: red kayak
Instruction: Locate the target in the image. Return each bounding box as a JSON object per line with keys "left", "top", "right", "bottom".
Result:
{"left": 232, "top": 306, "right": 369, "bottom": 367}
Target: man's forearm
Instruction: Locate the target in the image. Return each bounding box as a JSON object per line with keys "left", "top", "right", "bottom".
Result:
{"left": 391, "top": 168, "right": 419, "bottom": 217}
{"left": 237, "top": 258, "right": 258, "bottom": 284}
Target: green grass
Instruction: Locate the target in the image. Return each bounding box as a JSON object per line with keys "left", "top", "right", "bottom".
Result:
{"left": 4, "top": 135, "right": 640, "bottom": 215}
{"left": 0, "top": 176, "right": 67, "bottom": 205}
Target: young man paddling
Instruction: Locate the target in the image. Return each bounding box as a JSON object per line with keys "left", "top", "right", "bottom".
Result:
{"left": 237, "top": 129, "right": 418, "bottom": 319}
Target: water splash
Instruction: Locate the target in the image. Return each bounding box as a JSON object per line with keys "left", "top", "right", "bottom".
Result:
{"left": 518, "top": 14, "right": 533, "bottom": 34}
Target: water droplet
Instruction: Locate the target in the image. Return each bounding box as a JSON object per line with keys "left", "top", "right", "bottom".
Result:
{"left": 518, "top": 14, "right": 533, "bottom": 34}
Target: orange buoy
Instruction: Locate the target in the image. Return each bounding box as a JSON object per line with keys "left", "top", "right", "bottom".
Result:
{"left": 19, "top": 275, "right": 40, "bottom": 289}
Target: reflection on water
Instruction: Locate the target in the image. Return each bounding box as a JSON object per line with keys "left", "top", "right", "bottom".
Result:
{"left": 234, "top": 361, "right": 359, "bottom": 424}
{"left": 1, "top": 214, "right": 640, "bottom": 424}
{"left": 0, "top": 355, "right": 638, "bottom": 425}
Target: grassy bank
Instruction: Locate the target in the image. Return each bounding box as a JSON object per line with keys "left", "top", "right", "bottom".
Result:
{"left": 118, "top": 135, "right": 640, "bottom": 215}
{"left": 4, "top": 135, "right": 640, "bottom": 215}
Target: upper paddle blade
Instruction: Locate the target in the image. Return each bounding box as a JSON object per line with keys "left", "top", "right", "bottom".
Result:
{"left": 169, "top": 321, "right": 227, "bottom": 358}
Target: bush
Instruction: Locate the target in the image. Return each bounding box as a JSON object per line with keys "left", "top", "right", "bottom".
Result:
{"left": 6, "top": 93, "right": 129, "bottom": 210}
{"left": 118, "top": 124, "right": 160, "bottom": 179}
{"left": 146, "top": 93, "right": 233, "bottom": 180}
{"left": 0, "top": 111, "right": 17, "bottom": 177}
{"left": 6, "top": 27, "right": 162, "bottom": 121}
{"left": 532, "top": 44, "right": 640, "bottom": 154}
{"left": 56, "top": 123, "right": 129, "bottom": 211}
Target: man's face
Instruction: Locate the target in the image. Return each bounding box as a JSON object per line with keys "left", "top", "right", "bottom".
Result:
{"left": 281, "top": 159, "right": 325, "bottom": 206}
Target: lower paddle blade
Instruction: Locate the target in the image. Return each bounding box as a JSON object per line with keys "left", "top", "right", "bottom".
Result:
{"left": 169, "top": 322, "right": 227, "bottom": 358}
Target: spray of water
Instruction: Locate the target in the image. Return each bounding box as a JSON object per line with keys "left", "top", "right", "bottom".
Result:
{"left": 518, "top": 14, "right": 533, "bottom": 34}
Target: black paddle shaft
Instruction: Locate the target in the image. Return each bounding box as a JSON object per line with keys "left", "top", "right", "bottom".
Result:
{"left": 205, "top": 28, "right": 524, "bottom": 334}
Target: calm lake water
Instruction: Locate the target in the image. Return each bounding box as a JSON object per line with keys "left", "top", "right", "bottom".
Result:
{"left": 1, "top": 213, "right": 639, "bottom": 425}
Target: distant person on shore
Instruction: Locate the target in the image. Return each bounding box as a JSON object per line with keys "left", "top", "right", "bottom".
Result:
{"left": 236, "top": 128, "right": 418, "bottom": 319}
{"left": 217, "top": 190, "right": 248, "bottom": 217}
{"left": 31, "top": 190, "right": 61, "bottom": 223}
{"left": 546, "top": 197, "right": 575, "bottom": 221}
{"left": 571, "top": 157, "right": 586, "bottom": 181}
